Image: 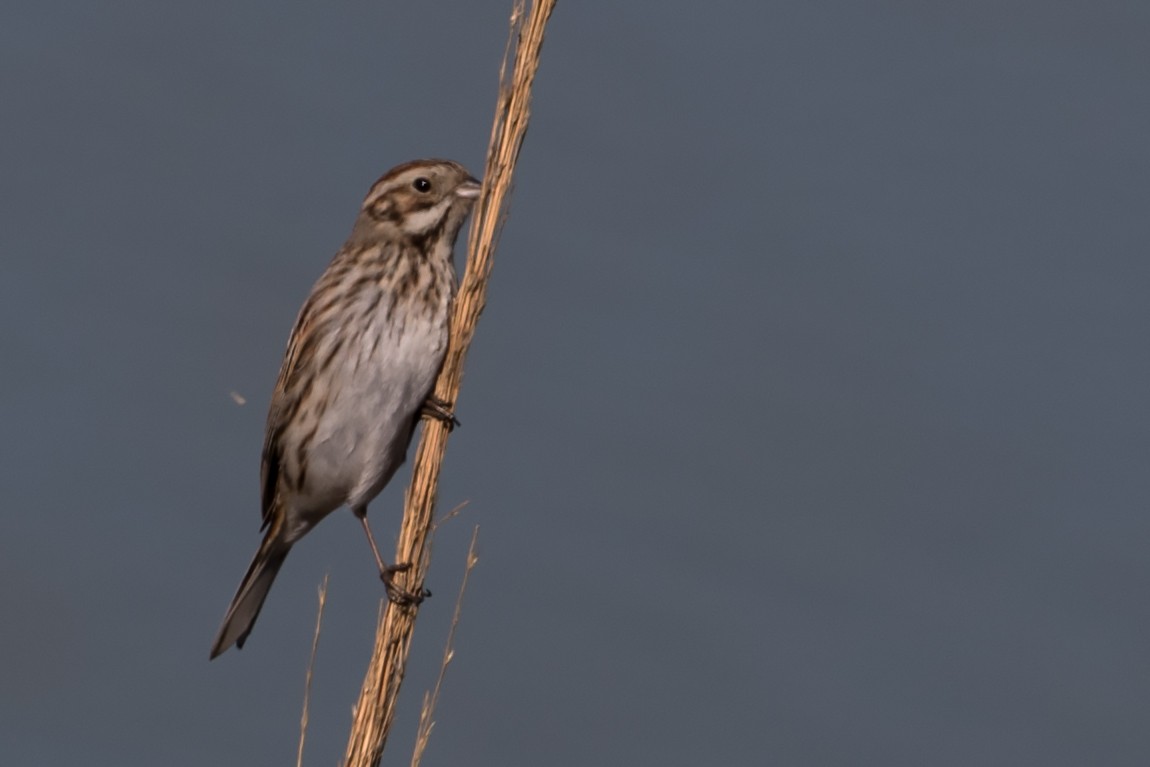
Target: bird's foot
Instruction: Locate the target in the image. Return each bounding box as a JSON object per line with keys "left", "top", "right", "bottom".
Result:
{"left": 380, "top": 562, "right": 432, "bottom": 606}
{"left": 421, "top": 394, "right": 460, "bottom": 431}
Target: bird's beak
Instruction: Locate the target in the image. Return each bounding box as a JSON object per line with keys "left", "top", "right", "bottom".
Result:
{"left": 456, "top": 178, "right": 482, "bottom": 199}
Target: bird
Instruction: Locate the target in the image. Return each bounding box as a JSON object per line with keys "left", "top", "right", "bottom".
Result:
{"left": 210, "top": 159, "right": 480, "bottom": 658}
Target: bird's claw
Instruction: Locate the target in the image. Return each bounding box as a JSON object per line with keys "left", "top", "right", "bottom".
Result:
{"left": 421, "top": 395, "right": 460, "bottom": 431}
{"left": 380, "top": 562, "right": 431, "bottom": 606}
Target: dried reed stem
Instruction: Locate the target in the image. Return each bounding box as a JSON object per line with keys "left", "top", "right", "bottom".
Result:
{"left": 342, "top": 2, "right": 556, "bottom": 765}
{"left": 297, "top": 574, "right": 329, "bottom": 767}
{"left": 410, "top": 526, "right": 481, "bottom": 767}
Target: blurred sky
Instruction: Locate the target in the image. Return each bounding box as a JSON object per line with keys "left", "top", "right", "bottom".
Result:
{"left": 2, "top": 1, "right": 1149, "bottom": 765}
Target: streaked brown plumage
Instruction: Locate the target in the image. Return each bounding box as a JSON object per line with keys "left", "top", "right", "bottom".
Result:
{"left": 211, "top": 159, "right": 480, "bottom": 658}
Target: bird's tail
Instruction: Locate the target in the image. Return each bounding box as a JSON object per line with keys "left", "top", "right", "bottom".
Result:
{"left": 210, "top": 532, "right": 291, "bottom": 659}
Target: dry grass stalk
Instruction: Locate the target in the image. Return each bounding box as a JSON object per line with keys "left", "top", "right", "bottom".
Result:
{"left": 409, "top": 526, "right": 481, "bottom": 767}
{"left": 342, "top": 1, "right": 557, "bottom": 765}
{"left": 297, "top": 574, "right": 329, "bottom": 767}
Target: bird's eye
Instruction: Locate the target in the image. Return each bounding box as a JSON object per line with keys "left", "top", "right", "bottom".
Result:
{"left": 412, "top": 177, "right": 432, "bottom": 193}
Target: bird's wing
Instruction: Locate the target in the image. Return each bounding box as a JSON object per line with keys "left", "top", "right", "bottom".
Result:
{"left": 259, "top": 285, "right": 333, "bottom": 529}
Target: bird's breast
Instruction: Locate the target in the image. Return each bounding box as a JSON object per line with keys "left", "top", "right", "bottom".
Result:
{"left": 299, "top": 286, "right": 450, "bottom": 505}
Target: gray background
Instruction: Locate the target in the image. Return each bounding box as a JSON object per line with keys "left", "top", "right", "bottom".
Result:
{"left": 2, "top": 1, "right": 1148, "bottom": 765}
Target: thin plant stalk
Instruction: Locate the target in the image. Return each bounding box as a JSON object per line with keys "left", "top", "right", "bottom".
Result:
{"left": 341, "top": 2, "right": 557, "bottom": 765}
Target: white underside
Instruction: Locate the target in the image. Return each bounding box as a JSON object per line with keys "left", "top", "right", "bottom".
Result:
{"left": 280, "top": 306, "right": 448, "bottom": 541}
